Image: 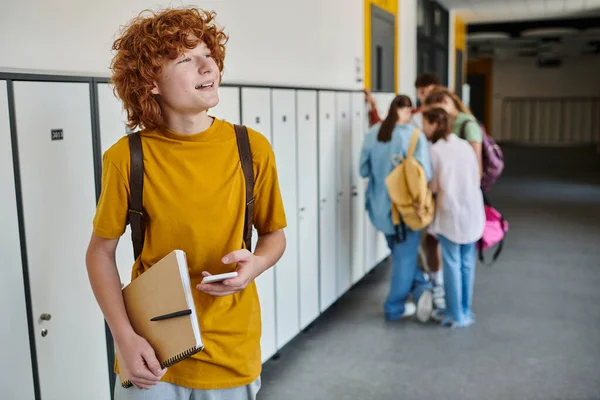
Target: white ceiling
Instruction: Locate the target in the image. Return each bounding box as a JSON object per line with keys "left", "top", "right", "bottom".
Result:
{"left": 438, "top": 0, "right": 600, "bottom": 23}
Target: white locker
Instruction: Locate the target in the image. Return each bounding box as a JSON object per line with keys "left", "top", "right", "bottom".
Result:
{"left": 96, "top": 82, "right": 135, "bottom": 287}
{"left": 13, "top": 81, "right": 109, "bottom": 399}
{"left": 271, "top": 89, "right": 299, "bottom": 349}
{"left": 296, "top": 90, "right": 320, "bottom": 329}
{"left": 0, "top": 81, "right": 36, "bottom": 400}
{"left": 209, "top": 86, "right": 240, "bottom": 124}
{"left": 350, "top": 93, "right": 367, "bottom": 284}
{"left": 318, "top": 91, "right": 338, "bottom": 311}
{"left": 335, "top": 92, "right": 352, "bottom": 296}
{"left": 241, "top": 87, "right": 277, "bottom": 362}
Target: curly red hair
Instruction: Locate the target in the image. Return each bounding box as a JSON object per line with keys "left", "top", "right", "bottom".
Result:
{"left": 110, "top": 7, "right": 228, "bottom": 131}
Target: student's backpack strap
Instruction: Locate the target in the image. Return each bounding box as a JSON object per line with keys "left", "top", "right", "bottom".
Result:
{"left": 234, "top": 124, "right": 255, "bottom": 252}
{"left": 126, "top": 125, "right": 255, "bottom": 260}
{"left": 128, "top": 132, "right": 145, "bottom": 261}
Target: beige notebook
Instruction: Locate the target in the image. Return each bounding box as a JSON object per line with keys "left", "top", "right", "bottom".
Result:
{"left": 117, "top": 250, "right": 203, "bottom": 388}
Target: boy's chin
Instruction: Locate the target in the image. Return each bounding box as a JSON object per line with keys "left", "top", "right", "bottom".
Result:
{"left": 200, "top": 97, "right": 219, "bottom": 111}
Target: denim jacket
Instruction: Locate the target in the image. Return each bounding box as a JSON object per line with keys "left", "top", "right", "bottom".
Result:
{"left": 359, "top": 123, "right": 432, "bottom": 235}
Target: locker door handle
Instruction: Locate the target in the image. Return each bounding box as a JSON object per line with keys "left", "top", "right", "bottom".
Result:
{"left": 299, "top": 207, "right": 306, "bottom": 212}
{"left": 352, "top": 192, "right": 358, "bottom": 196}
{"left": 40, "top": 313, "right": 52, "bottom": 321}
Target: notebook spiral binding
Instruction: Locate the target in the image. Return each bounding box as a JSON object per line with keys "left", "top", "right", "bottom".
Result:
{"left": 121, "top": 345, "right": 204, "bottom": 388}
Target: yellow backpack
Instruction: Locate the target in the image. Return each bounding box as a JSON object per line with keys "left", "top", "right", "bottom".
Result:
{"left": 385, "top": 128, "right": 435, "bottom": 240}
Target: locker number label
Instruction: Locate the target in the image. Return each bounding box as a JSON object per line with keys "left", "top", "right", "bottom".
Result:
{"left": 51, "top": 129, "right": 64, "bottom": 141}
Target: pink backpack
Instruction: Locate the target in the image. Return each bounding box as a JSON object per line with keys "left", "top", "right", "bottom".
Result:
{"left": 477, "top": 195, "right": 508, "bottom": 265}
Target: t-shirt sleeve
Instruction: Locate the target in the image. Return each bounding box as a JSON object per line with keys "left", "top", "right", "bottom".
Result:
{"left": 250, "top": 133, "right": 288, "bottom": 235}
{"left": 464, "top": 120, "right": 483, "bottom": 143}
{"left": 92, "top": 152, "right": 129, "bottom": 239}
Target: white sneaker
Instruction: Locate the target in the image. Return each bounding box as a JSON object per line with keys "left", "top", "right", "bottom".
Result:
{"left": 432, "top": 285, "right": 446, "bottom": 310}
{"left": 416, "top": 290, "right": 433, "bottom": 323}
{"left": 402, "top": 302, "right": 417, "bottom": 318}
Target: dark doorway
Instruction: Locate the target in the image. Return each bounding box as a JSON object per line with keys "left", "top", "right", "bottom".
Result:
{"left": 371, "top": 5, "right": 395, "bottom": 92}
{"left": 467, "top": 73, "right": 486, "bottom": 123}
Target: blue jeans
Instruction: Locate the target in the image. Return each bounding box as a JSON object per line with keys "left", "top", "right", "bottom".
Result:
{"left": 438, "top": 235, "right": 476, "bottom": 326}
{"left": 384, "top": 229, "right": 433, "bottom": 320}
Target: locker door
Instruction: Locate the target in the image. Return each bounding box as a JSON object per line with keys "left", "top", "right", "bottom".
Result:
{"left": 296, "top": 90, "right": 320, "bottom": 329}
{"left": 318, "top": 91, "right": 337, "bottom": 311}
{"left": 350, "top": 93, "right": 367, "bottom": 284}
{"left": 271, "top": 89, "right": 299, "bottom": 349}
{"left": 0, "top": 81, "right": 35, "bottom": 400}
{"left": 241, "top": 87, "right": 277, "bottom": 362}
{"left": 13, "top": 81, "right": 109, "bottom": 399}
{"left": 335, "top": 92, "right": 352, "bottom": 296}
{"left": 96, "top": 82, "right": 134, "bottom": 287}
{"left": 209, "top": 86, "right": 240, "bottom": 124}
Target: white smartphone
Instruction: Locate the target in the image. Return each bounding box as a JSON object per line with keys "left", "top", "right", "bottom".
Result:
{"left": 201, "top": 271, "right": 239, "bottom": 284}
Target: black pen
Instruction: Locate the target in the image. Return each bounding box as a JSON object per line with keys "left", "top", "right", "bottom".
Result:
{"left": 150, "top": 309, "right": 192, "bottom": 322}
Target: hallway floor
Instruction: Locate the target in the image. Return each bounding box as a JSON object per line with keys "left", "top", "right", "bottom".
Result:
{"left": 259, "top": 146, "right": 600, "bottom": 400}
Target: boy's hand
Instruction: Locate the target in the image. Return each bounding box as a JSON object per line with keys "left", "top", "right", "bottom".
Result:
{"left": 363, "top": 88, "right": 376, "bottom": 108}
{"left": 117, "top": 332, "right": 167, "bottom": 390}
{"left": 196, "top": 250, "right": 263, "bottom": 296}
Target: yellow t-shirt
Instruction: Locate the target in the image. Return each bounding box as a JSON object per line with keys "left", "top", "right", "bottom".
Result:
{"left": 92, "top": 117, "right": 287, "bottom": 389}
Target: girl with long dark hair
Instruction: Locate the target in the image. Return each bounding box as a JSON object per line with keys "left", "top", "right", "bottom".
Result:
{"left": 359, "top": 95, "right": 434, "bottom": 322}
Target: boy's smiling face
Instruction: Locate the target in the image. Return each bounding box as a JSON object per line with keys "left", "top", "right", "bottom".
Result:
{"left": 151, "top": 39, "right": 220, "bottom": 116}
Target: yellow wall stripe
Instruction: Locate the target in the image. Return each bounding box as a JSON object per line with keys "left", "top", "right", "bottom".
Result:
{"left": 455, "top": 16, "right": 466, "bottom": 51}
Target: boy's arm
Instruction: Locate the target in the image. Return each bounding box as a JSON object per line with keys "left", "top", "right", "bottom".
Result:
{"left": 88, "top": 152, "right": 164, "bottom": 389}
{"left": 86, "top": 234, "right": 166, "bottom": 389}
{"left": 364, "top": 89, "right": 381, "bottom": 127}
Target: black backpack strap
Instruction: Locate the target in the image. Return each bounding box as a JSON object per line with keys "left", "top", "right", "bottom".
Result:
{"left": 128, "top": 132, "right": 145, "bottom": 261}
{"left": 234, "top": 125, "right": 255, "bottom": 252}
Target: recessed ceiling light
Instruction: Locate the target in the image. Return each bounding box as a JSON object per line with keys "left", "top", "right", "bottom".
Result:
{"left": 467, "top": 32, "right": 511, "bottom": 41}
{"left": 521, "top": 27, "right": 579, "bottom": 37}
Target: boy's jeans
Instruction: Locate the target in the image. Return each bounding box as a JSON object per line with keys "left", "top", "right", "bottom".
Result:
{"left": 384, "top": 229, "right": 433, "bottom": 320}
{"left": 438, "top": 234, "right": 476, "bottom": 325}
